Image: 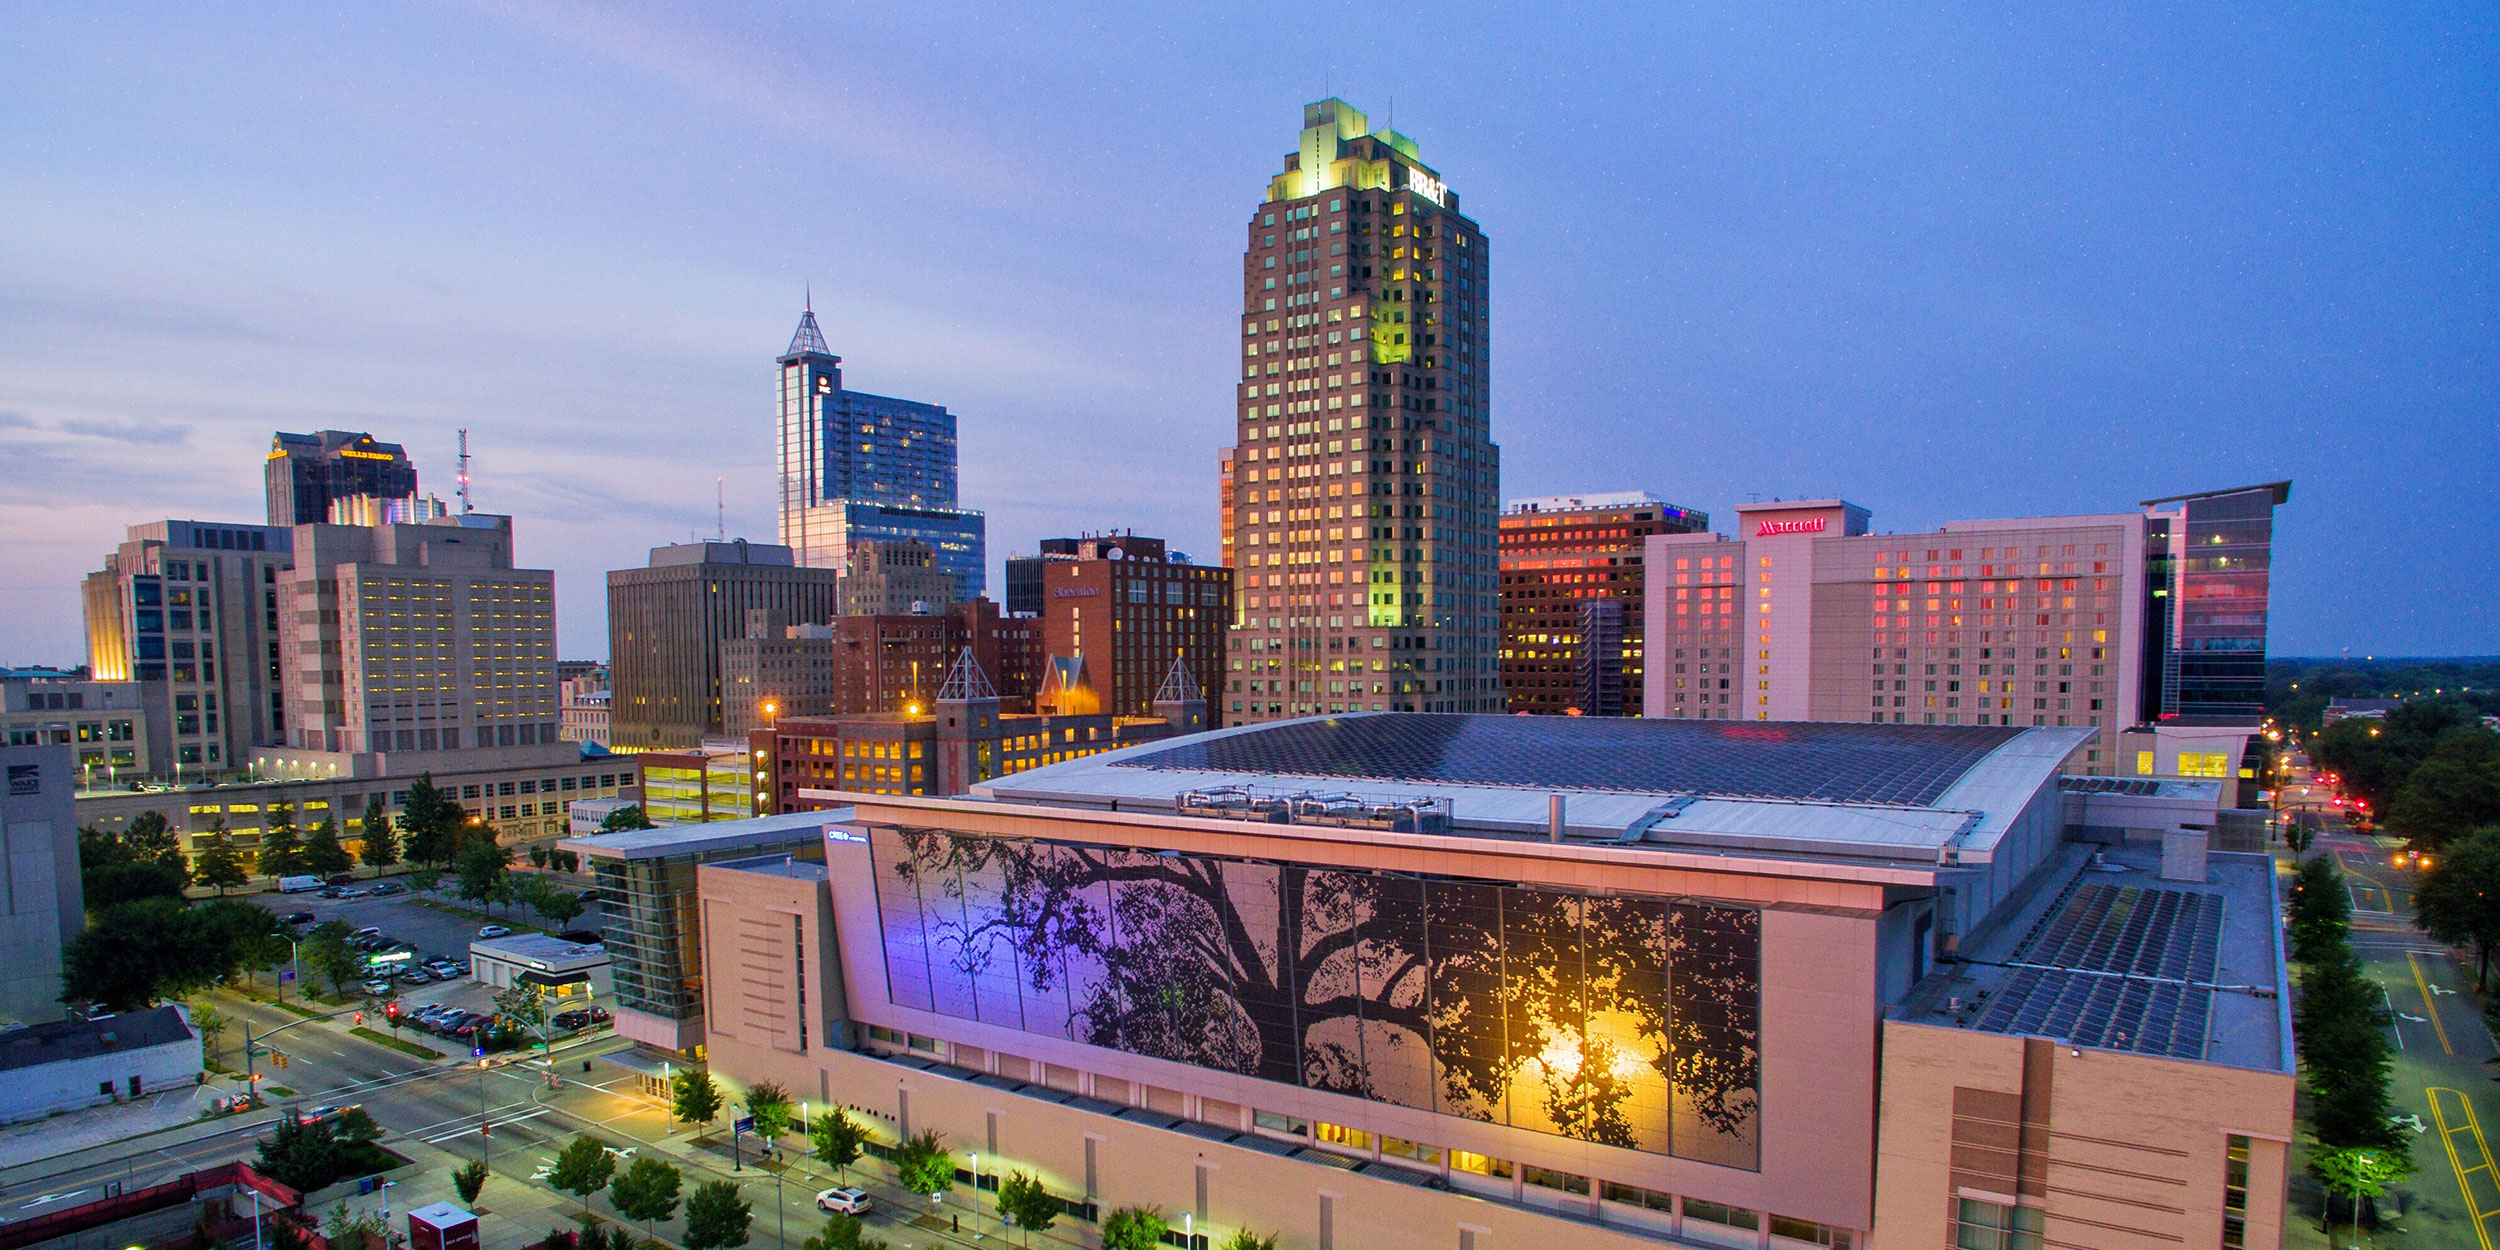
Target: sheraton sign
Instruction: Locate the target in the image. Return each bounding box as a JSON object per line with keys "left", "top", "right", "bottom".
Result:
{"left": 1753, "top": 517, "right": 1827, "bottom": 537}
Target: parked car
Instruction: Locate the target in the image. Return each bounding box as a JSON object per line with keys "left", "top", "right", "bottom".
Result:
{"left": 397, "top": 968, "right": 432, "bottom": 984}
{"left": 359, "top": 979, "right": 396, "bottom": 997}
{"left": 336, "top": 886, "right": 372, "bottom": 899}
{"left": 477, "top": 925, "right": 511, "bottom": 939}
{"left": 372, "top": 882, "right": 406, "bottom": 896}
{"left": 425, "top": 959, "right": 462, "bottom": 978}
{"left": 353, "top": 926, "right": 384, "bottom": 942}
{"left": 277, "top": 875, "right": 323, "bottom": 894}
{"left": 814, "top": 1188, "right": 870, "bottom": 1216}
{"left": 326, "top": 874, "right": 357, "bottom": 886}
{"left": 280, "top": 912, "right": 316, "bottom": 926}
{"left": 319, "top": 887, "right": 346, "bottom": 899}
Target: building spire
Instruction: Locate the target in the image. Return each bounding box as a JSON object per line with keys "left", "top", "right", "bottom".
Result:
{"left": 785, "top": 301, "right": 832, "bottom": 360}
{"left": 937, "top": 646, "right": 997, "bottom": 701}
{"left": 1154, "top": 654, "right": 1203, "bottom": 704}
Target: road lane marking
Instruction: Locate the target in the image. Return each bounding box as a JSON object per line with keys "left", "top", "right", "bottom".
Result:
{"left": 2429, "top": 1087, "right": 2500, "bottom": 1250}
{"left": 2411, "top": 952, "right": 2456, "bottom": 1055}
{"left": 423, "top": 1107, "right": 551, "bottom": 1143}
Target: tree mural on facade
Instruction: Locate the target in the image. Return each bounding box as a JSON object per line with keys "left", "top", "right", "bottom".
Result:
{"left": 876, "top": 826, "right": 1758, "bottom": 1167}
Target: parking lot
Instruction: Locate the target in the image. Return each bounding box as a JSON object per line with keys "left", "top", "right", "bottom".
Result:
{"left": 243, "top": 876, "right": 612, "bottom": 1022}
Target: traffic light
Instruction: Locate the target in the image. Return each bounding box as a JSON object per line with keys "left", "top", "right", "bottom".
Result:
{"left": 385, "top": 1002, "right": 401, "bottom": 1019}
{"left": 353, "top": 1012, "right": 367, "bottom": 1026}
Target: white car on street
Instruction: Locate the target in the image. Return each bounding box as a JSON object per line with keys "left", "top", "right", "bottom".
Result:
{"left": 814, "top": 1188, "right": 870, "bottom": 1216}
{"left": 477, "top": 924, "right": 511, "bottom": 938}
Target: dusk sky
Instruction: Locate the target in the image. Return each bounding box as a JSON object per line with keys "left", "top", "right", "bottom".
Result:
{"left": 4, "top": 3, "right": 2492, "bottom": 662}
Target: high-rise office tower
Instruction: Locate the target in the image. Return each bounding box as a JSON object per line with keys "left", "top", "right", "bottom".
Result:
{"left": 1498, "top": 492, "right": 1709, "bottom": 717}
{"left": 775, "top": 305, "right": 987, "bottom": 598}
{"left": 1225, "top": 98, "right": 1501, "bottom": 721}
{"left": 276, "top": 514, "right": 565, "bottom": 774}
{"left": 82, "top": 519, "right": 296, "bottom": 775}
{"left": 608, "top": 540, "right": 844, "bottom": 749}
{"left": 266, "top": 430, "right": 419, "bottom": 526}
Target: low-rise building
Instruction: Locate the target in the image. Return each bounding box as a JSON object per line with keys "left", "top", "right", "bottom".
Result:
{"left": 468, "top": 934, "right": 612, "bottom": 1002}
{"left": 78, "top": 754, "right": 639, "bottom": 870}
{"left": 0, "top": 1005, "right": 200, "bottom": 1123}
{"left": 0, "top": 674, "right": 171, "bottom": 784}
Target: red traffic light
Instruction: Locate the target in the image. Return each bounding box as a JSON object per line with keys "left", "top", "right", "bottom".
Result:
{"left": 385, "top": 1003, "right": 401, "bottom": 1018}
{"left": 353, "top": 1012, "right": 366, "bottom": 1026}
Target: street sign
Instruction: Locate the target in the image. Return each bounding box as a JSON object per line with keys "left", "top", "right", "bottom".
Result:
{"left": 733, "top": 1115, "right": 755, "bottom": 1134}
{"left": 279, "top": 970, "right": 296, "bottom": 983}
{"left": 473, "top": 1046, "right": 486, "bottom": 1058}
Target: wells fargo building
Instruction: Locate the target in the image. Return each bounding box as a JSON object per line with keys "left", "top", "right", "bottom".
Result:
{"left": 693, "top": 714, "right": 2292, "bottom": 1249}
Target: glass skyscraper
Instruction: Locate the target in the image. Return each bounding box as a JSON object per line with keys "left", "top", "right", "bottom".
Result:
{"left": 777, "top": 306, "right": 986, "bottom": 598}
{"left": 1223, "top": 98, "right": 1503, "bottom": 721}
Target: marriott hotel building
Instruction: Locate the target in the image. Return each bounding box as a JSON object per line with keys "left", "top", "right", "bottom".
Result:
{"left": 1642, "top": 484, "right": 2288, "bottom": 786}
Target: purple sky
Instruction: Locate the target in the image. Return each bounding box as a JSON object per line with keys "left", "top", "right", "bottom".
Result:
{"left": 4, "top": 3, "right": 2493, "bottom": 662}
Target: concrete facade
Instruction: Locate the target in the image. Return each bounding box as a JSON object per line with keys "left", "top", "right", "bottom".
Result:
{"left": 81, "top": 519, "right": 296, "bottom": 775}
{"left": 0, "top": 742, "right": 81, "bottom": 1025}
{"left": 0, "top": 1006, "right": 199, "bottom": 1122}
{"left": 607, "top": 540, "right": 843, "bottom": 750}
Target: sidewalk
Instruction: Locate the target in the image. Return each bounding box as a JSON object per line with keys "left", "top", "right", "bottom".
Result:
{"left": 0, "top": 1082, "right": 237, "bottom": 1168}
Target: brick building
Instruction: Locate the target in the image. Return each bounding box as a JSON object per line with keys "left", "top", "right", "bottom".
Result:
{"left": 1498, "top": 492, "right": 1708, "bottom": 717}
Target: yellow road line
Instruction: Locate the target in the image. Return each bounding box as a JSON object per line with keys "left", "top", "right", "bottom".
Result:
{"left": 2412, "top": 951, "right": 2456, "bottom": 1055}
{"left": 2429, "top": 1087, "right": 2500, "bottom": 1250}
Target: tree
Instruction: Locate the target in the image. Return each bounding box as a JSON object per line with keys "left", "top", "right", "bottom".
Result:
{"left": 408, "top": 865, "right": 443, "bottom": 898}
{"left": 191, "top": 1003, "right": 228, "bottom": 1064}
{"left": 994, "top": 1171, "right": 1057, "bottom": 1248}
{"left": 529, "top": 844, "right": 551, "bottom": 869}
{"left": 608, "top": 1157, "right": 683, "bottom": 1239}
{"left": 79, "top": 823, "right": 189, "bottom": 910}
{"left": 326, "top": 1200, "right": 390, "bottom": 1250}
{"left": 63, "top": 897, "right": 273, "bottom": 1010}
{"left": 809, "top": 1109, "right": 866, "bottom": 1181}
{"left": 681, "top": 1180, "right": 752, "bottom": 1250}
{"left": 266, "top": 1213, "right": 312, "bottom": 1250}
{"left": 743, "top": 1080, "right": 794, "bottom": 1151}
{"left": 1219, "top": 1232, "right": 1279, "bottom": 1250}
{"left": 334, "top": 1106, "right": 384, "bottom": 1146}
{"left": 538, "top": 888, "right": 587, "bottom": 932}
{"left": 549, "top": 1134, "right": 618, "bottom": 1216}
{"left": 553, "top": 849, "right": 582, "bottom": 873}
{"left": 302, "top": 816, "right": 353, "bottom": 878}
{"left": 399, "top": 773, "right": 467, "bottom": 867}
{"left": 258, "top": 1119, "right": 346, "bottom": 1192}
{"left": 600, "top": 804, "right": 657, "bottom": 832}
{"left": 358, "top": 798, "right": 400, "bottom": 869}
{"left": 672, "top": 1069, "right": 722, "bottom": 1136}
{"left": 2387, "top": 729, "right": 2500, "bottom": 850}
{"left": 305, "top": 920, "right": 367, "bottom": 998}
{"left": 2414, "top": 829, "right": 2500, "bottom": 988}
{"left": 259, "top": 806, "right": 306, "bottom": 878}
{"left": 2310, "top": 1145, "right": 2415, "bottom": 1242}
{"left": 194, "top": 823, "right": 248, "bottom": 894}
{"left": 496, "top": 981, "right": 551, "bottom": 1056}
{"left": 892, "top": 1129, "right": 955, "bottom": 1202}
{"left": 804, "top": 1216, "right": 889, "bottom": 1250}
{"left": 124, "top": 810, "right": 181, "bottom": 865}
{"left": 2288, "top": 857, "right": 2354, "bottom": 966}
{"left": 456, "top": 831, "right": 513, "bottom": 910}
{"left": 1099, "top": 1207, "right": 1168, "bottom": 1250}
{"left": 453, "top": 1158, "right": 490, "bottom": 1205}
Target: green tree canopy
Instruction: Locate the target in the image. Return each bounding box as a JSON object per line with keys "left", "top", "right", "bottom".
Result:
{"left": 2288, "top": 856, "right": 2352, "bottom": 965}
{"left": 600, "top": 804, "right": 657, "bottom": 832}
{"left": 193, "top": 822, "right": 247, "bottom": 894}
{"left": 358, "top": 798, "right": 400, "bottom": 869}
{"left": 803, "top": 1215, "right": 888, "bottom": 1250}
{"left": 608, "top": 1157, "right": 682, "bottom": 1238}
{"left": 671, "top": 1069, "right": 722, "bottom": 1133}
{"left": 123, "top": 810, "right": 181, "bottom": 864}
{"left": 743, "top": 1080, "right": 794, "bottom": 1148}
{"left": 453, "top": 1159, "right": 489, "bottom": 1205}
{"left": 2413, "top": 828, "right": 2500, "bottom": 988}
{"left": 537, "top": 888, "right": 587, "bottom": 931}
{"left": 1219, "top": 1232, "right": 1279, "bottom": 1250}
{"left": 399, "top": 773, "right": 467, "bottom": 867}
{"left": 1098, "top": 1207, "right": 1168, "bottom": 1250}
{"left": 994, "top": 1171, "right": 1057, "bottom": 1248}
{"left": 893, "top": 1129, "right": 955, "bottom": 1199}
{"left": 79, "top": 822, "right": 190, "bottom": 910}
{"left": 809, "top": 1109, "right": 866, "bottom": 1180}
{"left": 302, "top": 816, "right": 353, "bottom": 878}
{"left": 259, "top": 806, "right": 306, "bottom": 878}
{"left": 304, "top": 919, "right": 366, "bottom": 997}
{"left": 61, "top": 896, "right": 280, "bottom": 1009}
{"left": 2386, "top": 728, "right": 2500, "bottom": 850}
{"left": 548, "top": 1134, "right": 617, "bottom": 1215}
{"left": 681, "top": 1180, "right": 752, "bottom": 1250}
{"left": 455, "top": 830, "right": 513, "bottom": 908}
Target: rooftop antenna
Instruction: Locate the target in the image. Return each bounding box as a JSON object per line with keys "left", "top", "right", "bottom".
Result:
{"left": 456, "top": 429, "right": 473, "bottom": 514}
{"left": 716, "top": 477, "right": 726, "bottom": 541}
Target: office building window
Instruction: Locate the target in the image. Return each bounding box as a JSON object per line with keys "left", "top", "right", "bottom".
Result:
{"left": 1953, "top": 1198, "right": 2043, "bottom": 1250}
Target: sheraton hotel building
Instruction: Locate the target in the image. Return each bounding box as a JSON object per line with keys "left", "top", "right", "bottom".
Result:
{"left": 652, "top": 707, "right": 2293, "bottom": 1250}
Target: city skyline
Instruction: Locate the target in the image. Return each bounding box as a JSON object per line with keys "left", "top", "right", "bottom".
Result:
{"left": 5, "top": 5, "right": 2494, "bottom": 663}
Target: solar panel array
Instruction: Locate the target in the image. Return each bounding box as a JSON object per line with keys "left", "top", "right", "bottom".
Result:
{"left": 1112, "top": 714, "right": 2025, "bottom": 807}
{"left": 1967, "top": 882, "right": 2226, "bottom": 1060}
{"left": 1973, "top": 969, "right": 2213, "bottom": 1061}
